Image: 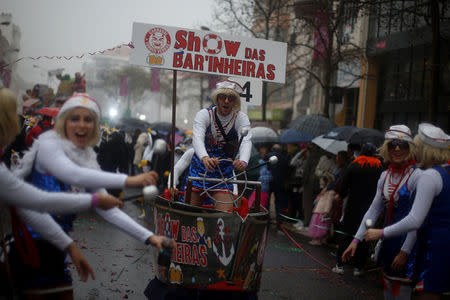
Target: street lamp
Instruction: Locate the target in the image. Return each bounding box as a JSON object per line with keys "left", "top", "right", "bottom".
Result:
{"left": 109, "top": 108, "right": 118, "bottom": 118}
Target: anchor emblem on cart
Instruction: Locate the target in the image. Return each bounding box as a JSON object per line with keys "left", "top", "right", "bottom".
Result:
{"left": 212, "top": 218, "right": 235, "bottom": 266}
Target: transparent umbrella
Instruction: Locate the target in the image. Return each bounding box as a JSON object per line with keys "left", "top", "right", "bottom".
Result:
{"left": 312, "top": 135, "right": 348, "bottom": 155}
{"left": 250, "top": 126, "right": 279, "bottom": 144}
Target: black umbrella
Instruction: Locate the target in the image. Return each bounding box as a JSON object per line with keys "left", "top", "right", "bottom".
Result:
{"left": 116, "top": 117, "right": 151, "bottom": 132}
{"left": 348, "top": 128, "right": 384, "bottom": 147}
{"left": 288, "top": 114, "right": 336, "bottom": 137}
{"left": 323, "top": 126, "right": 360, "bottom": 141}
{"left": 150, "top": 121, "right": 179, "bottom": 134}
{"left": 279, "top": 128, "right": 315, "bottom": 143}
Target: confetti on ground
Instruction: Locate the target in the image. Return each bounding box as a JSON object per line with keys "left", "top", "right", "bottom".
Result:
{"left": 272, "top": 244, "right": 303, "bottom": 254}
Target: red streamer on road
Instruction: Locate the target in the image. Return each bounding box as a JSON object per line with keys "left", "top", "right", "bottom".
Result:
{"left": 277, "top": 222, "right": 377, "bottom": 299}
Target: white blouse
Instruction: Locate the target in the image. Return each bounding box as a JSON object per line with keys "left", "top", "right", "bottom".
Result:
{"left": 192, "top": 107, "right": 252, "bottom": 163}
{"left": 16, "top": 131, "right": 154, "bottom": 247}
{"left": 354, "top": 168, "right": 423, "bottom": 254}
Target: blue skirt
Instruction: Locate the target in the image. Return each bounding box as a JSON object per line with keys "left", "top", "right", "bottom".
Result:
{"left": 187, "top": 153, "right": 234, "bottom": 193}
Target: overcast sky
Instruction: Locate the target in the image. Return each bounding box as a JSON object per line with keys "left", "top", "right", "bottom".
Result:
{"left": 3, "top": 0, "right": 215, "bottom": 88}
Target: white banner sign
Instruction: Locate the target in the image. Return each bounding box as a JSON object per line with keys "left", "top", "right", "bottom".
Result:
{"left": 130, "top": 22, "right": 287, "bottom": 84}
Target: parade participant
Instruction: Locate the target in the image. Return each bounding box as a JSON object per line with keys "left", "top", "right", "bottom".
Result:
{"left": 72, "top": 72, "right": 86, "bottom": 93}
{"left": 167, "top": 148, "right": 195, "bottom": 193}
{"left": 0, "top": 88, "right": 123, "bottom": 288}
{"left": 364, "top": 123, "right": 450, "bottom": 300}
{"left": 25, "top": 114, "right": 53, "bottom": 147}
{"left": 342, "top": 125, "right": 421, "bottom": 299}
{"left": 9, "top": 150, "right": 21, "bottom": 171}
{"left": 188, "top": 80, "right": 252, "bottom": 212}
{"left": 333, "top": 142, "right": 383, "bottom": 276}
{"left": 15, "top": 93, "right": 174, "bottom": 299}
{"left": 133, "top": 130, "right": 150, "bottom": 174}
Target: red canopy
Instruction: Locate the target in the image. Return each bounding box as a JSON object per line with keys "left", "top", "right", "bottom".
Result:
{"left": 36, "top": 107, "right": 60, "bottom": 117}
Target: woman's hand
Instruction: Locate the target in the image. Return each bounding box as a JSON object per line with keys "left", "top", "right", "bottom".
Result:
{"left": 125, "top": 171, "right": 159, "bottom": 187}
{"left": 147, "top": 235, "right": 176, "bottom": 250}
{"left": 391, "top": 251, "right": 408, "bottom": 272}
{"left": 233, "top": 160, "right": 247, "bottom": 172}
{"left": 66, "top": 242, "right": 95, "bottom": 282}
{"left": 342, "top": 241, "right": 358, "bottom": 263}
{"left": 94, "top": 193, "right": 123, "bottom": 209}
{"left": 364, "top": 229, "right": 383, "bottom": 241}
{"left": 202, "top": 156, "right": 219, "bottom": 171}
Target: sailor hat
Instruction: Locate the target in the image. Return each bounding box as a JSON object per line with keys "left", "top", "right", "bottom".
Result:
{"left": 384, "top": 125, "right": 413, "bottom": 142}
{"left": 418, "top": 123, "right": 450, "bottom": 149}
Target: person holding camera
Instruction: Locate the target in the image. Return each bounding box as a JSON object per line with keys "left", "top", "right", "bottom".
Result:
{"left": 187, "top": 80, "right": 252, "bottom": 212}
{"left": 72, "top": 72, "right": 86, "bottom": 93}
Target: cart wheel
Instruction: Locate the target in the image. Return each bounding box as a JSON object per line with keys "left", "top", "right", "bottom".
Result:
{"left": 200, "top": 158, "right": 248, "bottom": 207}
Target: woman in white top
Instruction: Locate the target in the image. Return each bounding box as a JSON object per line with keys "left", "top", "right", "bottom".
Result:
{"left": 0, "top": 88, "right": 123, "bottom": 286}
{"left": 365, "top": 123, "right": 450, "bottom": 299}
{"left": 14, "top": 93, "right": 173, "bottom": 298}
{"left": 342, "top": 125, "right": 422, "bottom": 300}
{"left": 187, "top": 80, "right": 252, "bottom": 211}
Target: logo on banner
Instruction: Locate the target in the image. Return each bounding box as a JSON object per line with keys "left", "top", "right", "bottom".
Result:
{"left": 144, "top": 27, "right": 171, "bottom": 54}
{"left": 202, "top": 34, "right": 222, "bottom": 55}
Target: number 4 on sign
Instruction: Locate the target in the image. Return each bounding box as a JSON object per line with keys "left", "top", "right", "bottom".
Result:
{"left": 229, "top": 77, "right": 262, "bottom": 106}
{"left": 240, "top": 82, "right": 252, "bottom": 102}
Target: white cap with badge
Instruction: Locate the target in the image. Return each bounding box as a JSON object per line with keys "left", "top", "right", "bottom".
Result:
{"left": 384, "top": 125, "right": 413, "bottom": 142}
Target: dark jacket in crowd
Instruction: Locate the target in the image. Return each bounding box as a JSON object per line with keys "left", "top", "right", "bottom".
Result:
{"left": 337, "top": 155, "right": 383, "bottom": 235}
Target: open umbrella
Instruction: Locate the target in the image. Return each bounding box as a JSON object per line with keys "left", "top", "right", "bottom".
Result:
{"left": 150, "top": 121, "right": 179, "bottom": 134}
{"left": 36, "top": 107, "right": 60, "bottom": 117}
{"left": 288, "top": 114, "right": 336, "bottom": 137}
{"left": 348, "top": 128, "right": 384, "bottom": 147}
{"left": 312, "top": 135, "right": 348, "bottom": 155}
{"left": 116, "top": 117, "right": 152, "bottom": 132}
{"left": 323, "top": 126, "right": 360, "bottom": 141}
{"left": 250, "top": 126, "right": 279, "bottom": 144}
{"left": 279, "top": 128, "right": 315, "bottom": 143}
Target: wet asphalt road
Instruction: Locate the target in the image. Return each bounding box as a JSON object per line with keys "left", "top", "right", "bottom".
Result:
{"left": 70, "top": 201, "right": 383, "bottom": 299}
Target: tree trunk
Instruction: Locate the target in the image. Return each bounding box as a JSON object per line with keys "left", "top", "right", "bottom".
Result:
{"left": 262, "top": 81, "right": 268, "bottom": 121}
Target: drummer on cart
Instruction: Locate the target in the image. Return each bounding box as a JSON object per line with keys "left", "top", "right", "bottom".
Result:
{"left": 187, "top": 80, "right": 252, "bottom": 211}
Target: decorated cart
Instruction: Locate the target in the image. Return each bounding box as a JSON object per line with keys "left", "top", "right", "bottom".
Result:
{"left": 143, "top": 177, "right": 270, "bottom": 292}
{"left": 129, "top": 22, "right": 287, "bottom": 293}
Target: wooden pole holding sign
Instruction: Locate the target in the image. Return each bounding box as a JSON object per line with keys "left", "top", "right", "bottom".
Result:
{"left": 170, "top": 70, "right": 177, "bottom": 200}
